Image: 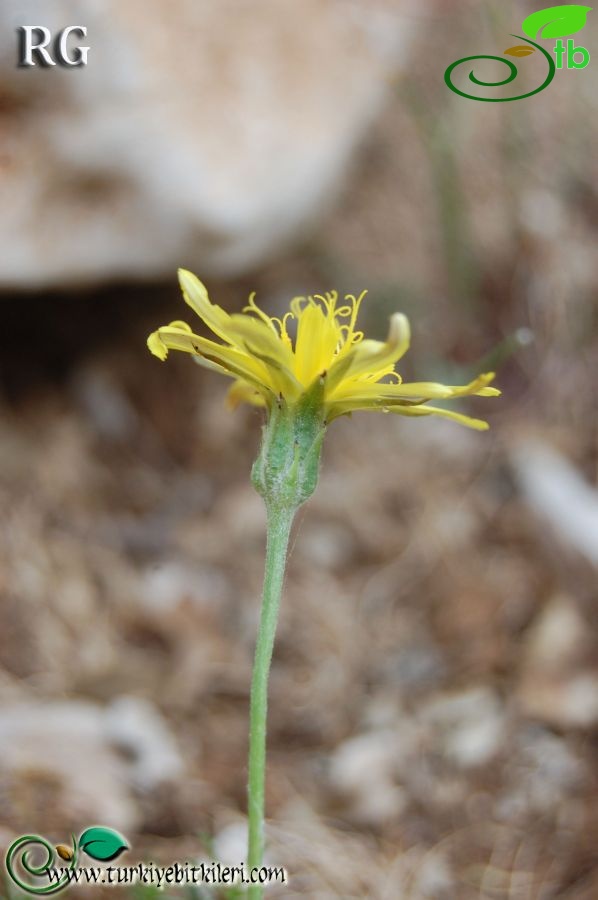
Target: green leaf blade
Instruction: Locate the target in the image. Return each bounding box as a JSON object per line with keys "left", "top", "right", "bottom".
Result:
{"left": 522, "top": 4, "right": 592, "bottom": 40}
{"left": 78, "top": 827, "right": 129, "bottom": 862}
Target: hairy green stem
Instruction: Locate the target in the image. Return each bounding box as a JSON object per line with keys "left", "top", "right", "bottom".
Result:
{"left": 246, "top": 389, "right": 325, "bottom": 896}
{"left": 247, "top": 502, "right": 295, "bottom": 898}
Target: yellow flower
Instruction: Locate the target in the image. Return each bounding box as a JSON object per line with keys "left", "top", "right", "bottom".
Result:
{"left": 148, "top": 269, "right": 499, "bottom": 430}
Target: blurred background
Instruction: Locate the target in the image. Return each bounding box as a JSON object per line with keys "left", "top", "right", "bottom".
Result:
{"left": 1, "top": 1, "right": 598, "bottom": 897}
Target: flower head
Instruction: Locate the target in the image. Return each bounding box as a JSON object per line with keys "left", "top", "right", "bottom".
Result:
{"left": 148, "top": 269, "right": 499, "bottom": 430}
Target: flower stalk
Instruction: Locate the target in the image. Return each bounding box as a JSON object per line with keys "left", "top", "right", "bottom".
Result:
{"left": 248, "top": 392, "right": 326, "bottom": 896}
{"left": 246, "top": 502, "right": 293, "bottom": 896}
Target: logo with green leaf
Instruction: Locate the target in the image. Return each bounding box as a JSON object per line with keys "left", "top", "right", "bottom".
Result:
{"left": 5, "top": 826, "right": 128, "bottom": 894}
{"left": 445, "top": 4, "right": 592, "bottom": 101}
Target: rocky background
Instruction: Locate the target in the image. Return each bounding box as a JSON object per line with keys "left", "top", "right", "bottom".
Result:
{"left": 0, "top": 0, "right": 414, "bottom": 286}
{"left": 1, "top": 1, "right": 598, "bottom": 898}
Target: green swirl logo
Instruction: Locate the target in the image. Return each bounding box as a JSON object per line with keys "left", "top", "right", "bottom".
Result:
{"left": 5, "top": 835, "right": 77, "bottom": 895}
{"left": 445, "top": 4, "right": 592, "bottom": 102}
{"left": 5, "top": 827, "right": 128, "bottom": 895}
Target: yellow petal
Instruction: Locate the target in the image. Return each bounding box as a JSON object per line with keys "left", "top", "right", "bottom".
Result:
{"left": 147, "top": 323, "right": 275, "bottom": 395}
{"left": 294, "top": 303, "right": 341, "bottom": 385}
{"left": 328, "top": 313, "right": 410, "bottom": 390}
{"left": 178, "top": 269, "right": 234, "bottom": 342}
{"left": 331, "top": 372, "right": 500, "bottom": 403}
{"left": 327, "top": 396, "right": 491, "bottom": 429}
{"left": 227, "top": 315, "right": 298, "bottom": 381}
{"left": 148, "top": 330, "right": 168, "bottom": 361}
{"left": 147, "top": 320, "right": 193, "bottom": 360}
{"left": 226, "top": 379, "right": 267, "bottom": 409}
{"left": 389, "top": 404, "right": 490, "bottom": 431}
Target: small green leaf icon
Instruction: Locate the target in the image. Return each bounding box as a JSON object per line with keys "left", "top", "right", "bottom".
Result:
{"left": 504, "top": 45, "right": 537, "bottom": 56}
{"left": 522, "top": 4, "right": 592, "bottom": 40}
{"left": 78, "top": 827, "right": 128, "bottom": 862}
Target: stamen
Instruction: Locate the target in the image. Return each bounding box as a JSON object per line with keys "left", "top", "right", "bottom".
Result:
{"left": 269, "top": 316, "right": 282, "bottom": 333}
{"left": 290, "top": 297, "right": 307, "bottom": 319}
{"left": 343, "top": 290, "right": 367, "bottom": 343}
{"left": 280, "top": 311, "right": 294, "bottom": 347}
{"left": 325, "top": 291, "right": 338, "bottom": 314}
{"left": 269, "top": 314, "right": 293, "bottom": 349}
{"left": 386, "top": 371, "right": 403, "bottom": 384}
{"left": 312, "top": 293, "right": 333, "bottom": 316}
{"left": 243, "top": 292, "right": 277, "bottom": 332}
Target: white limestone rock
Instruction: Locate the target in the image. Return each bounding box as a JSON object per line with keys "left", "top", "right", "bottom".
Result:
{"left": 0, "top": 0, "right": 420, "bottom": 288}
